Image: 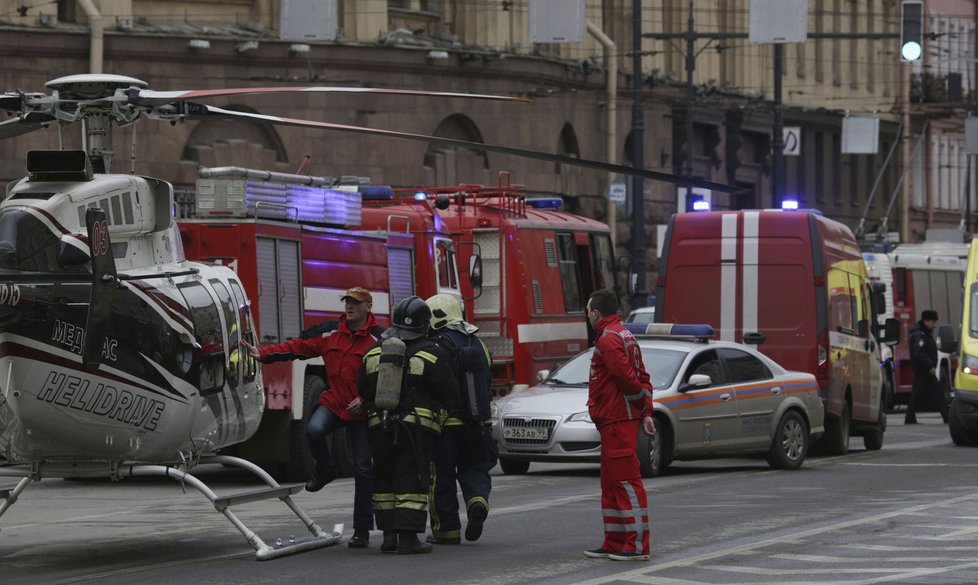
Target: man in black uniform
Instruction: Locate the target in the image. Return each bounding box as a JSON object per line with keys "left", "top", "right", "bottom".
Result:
{"left": 905, "top": 309, "right": 950, "bottom": 424}
{"left": 424, "top": 294, "right": 496, "bottom": 545}
{"left": 358, "top": 296, "right": 458, "bottom": 554}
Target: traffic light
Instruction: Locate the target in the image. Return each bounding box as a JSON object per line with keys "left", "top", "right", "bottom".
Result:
{"left": 900, "top": 1, "right": 924, "bottom": 62}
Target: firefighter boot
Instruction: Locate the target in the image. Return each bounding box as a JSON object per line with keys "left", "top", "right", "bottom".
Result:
{"left": 381, "top": 531, "right": 398, "bottom": 553}
{"left": 465, "top": 502, "right": 488, "bottom": 542}
{"left": 397, "top": 531, "right": 433, "bottom": 554}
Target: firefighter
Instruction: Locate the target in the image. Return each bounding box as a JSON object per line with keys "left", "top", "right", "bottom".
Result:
{"left": 357, "top": 295, "right": 458, "bottom": 554}
{"left": 241, "top": 286, "right": 383, "bottom": 549}
{"left": 423, "top": 294, "right": 496, "bottom": 545}
{"left": 583, "top": 289, "right": 655, "bottom": 562}
{"left": 905, "top": 309, "right": 950, "bottom": 425}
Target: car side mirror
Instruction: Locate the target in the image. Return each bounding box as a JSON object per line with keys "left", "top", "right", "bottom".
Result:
{"left": 679, "top": 373, "right": 711, "bottom": 391}
{"left": 536, "top": 369, "right": 550, "bottom": 383}
{"left": 938, "top": 324, "right": 958, "bottom": 354}
{"left": 882, "top": 318, "right": 901, "bottom": 346}
{"left": 469, "top": 254, "right": 483, "bottom": 288}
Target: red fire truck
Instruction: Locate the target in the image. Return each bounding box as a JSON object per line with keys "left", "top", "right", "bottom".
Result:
{"left": 889, "top": 242, "right": 968, "bottom": 407}
{"left": 177, "top": 167, "right": 460, "bottom": 479}
{"left": 390, "top": 174, "right": 618, "bottom": 396}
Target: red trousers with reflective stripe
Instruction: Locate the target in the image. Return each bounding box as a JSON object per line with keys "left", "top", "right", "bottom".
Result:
{"left": 598, "top": 420, "right": 650, "bottom": 555}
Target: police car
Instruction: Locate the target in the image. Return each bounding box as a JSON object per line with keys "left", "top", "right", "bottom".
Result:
{"left": 491, "top": 324, "right": 824, "bottom": 477}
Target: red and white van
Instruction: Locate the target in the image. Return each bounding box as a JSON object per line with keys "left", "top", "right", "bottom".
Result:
{"left": 656, "top": 209, "right": 898, "bottom": 455}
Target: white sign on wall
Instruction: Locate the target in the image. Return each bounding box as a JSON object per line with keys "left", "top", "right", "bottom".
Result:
{"left": 280, "top": 0, "right": 337, "bottom": 41}
{"left": 529, "top": 0, "right": 586, "bottom": 43}
{"left": 842, "top": 116, "right": 880, "bottom": 154}
{"left": 749, "top": 0, "right": 808, "bottom": 43}
{"left": 783, "top": 126, "right": 801, "bottom": 156}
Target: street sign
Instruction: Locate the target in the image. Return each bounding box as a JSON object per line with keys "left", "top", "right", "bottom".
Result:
{"left": 783, "top": 127, "right": 801, "bottom": 156}
{"left": 608, "top": 181, "right": 627, "bottom": 203}
{"left": 749, "top": 0, "right": 808, "bottom": 44}
{"left": 529, "top": 0, "right": 585, "bottom": 44}
{"left": 842, "top": 116, "right": 880, "bottom": 154}
{"left": 966, "top": 118, "right": 978, "bottom": 155}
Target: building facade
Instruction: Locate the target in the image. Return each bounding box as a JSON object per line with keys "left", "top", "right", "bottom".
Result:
{"left": 0, "top": 0, "right": 973, "bottom": 293}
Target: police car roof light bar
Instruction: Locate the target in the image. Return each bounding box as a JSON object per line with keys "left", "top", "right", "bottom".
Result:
{"left": 623, "top": 322, "right": 716, "bottom": 340}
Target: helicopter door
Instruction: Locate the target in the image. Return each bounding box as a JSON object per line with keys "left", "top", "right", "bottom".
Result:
{"left": 210, "top": 278, "right": 247, "bottom": 441}
{"left": 230, "top": 280, "right": 258, "bottom": 383}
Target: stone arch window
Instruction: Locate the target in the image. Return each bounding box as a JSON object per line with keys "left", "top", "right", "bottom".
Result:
{"left": 182, "top": 104, "right": 288, "bottom": 168}
{"left": 423, "top": 114, "right": 488, "bottom": 185}
{"left": 555, "top": 123, "right": 580, "bottom": 174}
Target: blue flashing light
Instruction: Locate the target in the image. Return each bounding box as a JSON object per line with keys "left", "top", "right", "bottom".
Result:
{"left": 781, "top": 199, "right": 799, "bottom": 210}
{"left": 414, "top": 190, "right": 427, "bottom": 201}
{"left": 359, "top": 185, "right": 394, "bottom": 200}
{"left": 526, "top": 197, "right": 563, "bottom": 210}
{"left": 623, "top": 322, "right": 716, "bottom": 340}
{"left": 692, "top": 200, "right": 711, "bottom": 212}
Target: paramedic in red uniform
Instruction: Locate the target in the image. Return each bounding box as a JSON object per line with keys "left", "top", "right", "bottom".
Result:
{"left": 583, "top": 289, "right": 655, "bottom": 562}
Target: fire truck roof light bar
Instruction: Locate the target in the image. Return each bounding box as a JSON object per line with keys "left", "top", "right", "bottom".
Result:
{"left": 526, "top": 197, "right": 563, "bottom": 210}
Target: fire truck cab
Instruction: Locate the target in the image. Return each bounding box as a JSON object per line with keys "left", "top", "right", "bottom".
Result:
{"left": 657, "top": 209, "right": 899, "bottom": 455}
{"left": 394, "top": 177, "right": 618, "bottom": 396}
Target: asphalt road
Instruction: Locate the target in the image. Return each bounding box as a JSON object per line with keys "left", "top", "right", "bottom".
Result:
{"left": 2, "top": 412, "right": 975, "bottom": 585}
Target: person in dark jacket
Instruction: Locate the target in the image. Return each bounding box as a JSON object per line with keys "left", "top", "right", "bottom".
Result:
{"left": 241, "top": 286, "right": 382, "bottom": 549}
{"left": 583, "top": 289, "right": 655, "bottom": 562}
{"left": 358, "top": 295, "right": 458, "bottom": 554}
{"left": 423, "top": 294, "right": 496, "bottom": 546}
{"left": 905, "top": 309, "right": 949, "bottom": 424}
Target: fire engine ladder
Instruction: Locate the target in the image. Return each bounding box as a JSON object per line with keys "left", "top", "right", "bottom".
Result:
{"left": 0, "top": 455, "right": 343, "bottom": 561}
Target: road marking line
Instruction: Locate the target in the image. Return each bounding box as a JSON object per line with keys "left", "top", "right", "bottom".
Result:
{"left": 570, "top": 491, "right": 978, "bottom": 585}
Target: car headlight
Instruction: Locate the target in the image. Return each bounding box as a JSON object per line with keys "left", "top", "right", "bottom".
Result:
{"left": 962, "top": 353, "right": 978, "bottom": 375}
{"left": 567, "top": 411, "right": 592, "bottom": 424}
{"left": 489, "top": 401, "right": 502, "bottom": 423}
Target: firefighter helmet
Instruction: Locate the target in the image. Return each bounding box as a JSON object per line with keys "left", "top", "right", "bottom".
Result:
{"left": 425, "top": 293, "right": 463, "bottom": 330}
{"left": 386, "top": 295, "right": 431, "bottom": 340}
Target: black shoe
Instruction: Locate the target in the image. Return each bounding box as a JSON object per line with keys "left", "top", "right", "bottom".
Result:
{"left": 904, "top": 418, "right": 918, "bottom": 425}
{"left": 397, "top": 533, "right": 433, "bottom": 554}
{"left": 426, "top": 534, "right": 461, "bottom": 545}
{"left": 305, "top": 469, "right": 337, "bottom": 492}
{"left": 465, "top": 502, "right": 488, "bottom": 542}
{"left": 348, "top": 529, "right": 369, "bottom": 549}
{"left": 380, "top": 531, "right": 398, "bottom": 553}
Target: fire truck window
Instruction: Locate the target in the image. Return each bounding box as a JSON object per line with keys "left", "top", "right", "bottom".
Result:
{"left": 717, "top": 348, "right": 772, "bottom": 383}
{"left": 177, "top": 281, "right": 225, "bottom": 395}
{"left": 850, "top": 273, "right": 865, "bottom": 335}
{"left": 828, "top": 268, "right": 854, "bottom": 333}
{"left": 591, "top": 234, "right": 615, "bottom": 292}
{"left": 435, "top": 239, "right": 459, "bottom": 291}
{"left": 557, "top": 233, "right": 583, "bottom": 311}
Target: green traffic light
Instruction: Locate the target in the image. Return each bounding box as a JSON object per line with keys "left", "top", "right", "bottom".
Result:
{"left": 901, "top": 41, "right": 922, "bottom": 61}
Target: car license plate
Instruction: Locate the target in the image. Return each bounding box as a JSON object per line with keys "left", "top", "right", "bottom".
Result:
{"left": 503, "top": 426, "right": 549, "bottom": 440}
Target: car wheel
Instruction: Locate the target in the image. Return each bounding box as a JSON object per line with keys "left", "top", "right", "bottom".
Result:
{"left": 638, "top": 415, "right": 671, "bottom": 478}
{"left": 766, "top": 410, "right": 809, "bottom": 470}
{"left": 949, "top": 398, "right": 978, "bottom": 447}
{"left": 499, "top": 458, "right": 530, "bottom": 475}
{"left": 823, "top": 401, "right": 850, "bottom": 456}
{"left": 863, "top": 396, "right": 886, "bottom": 451}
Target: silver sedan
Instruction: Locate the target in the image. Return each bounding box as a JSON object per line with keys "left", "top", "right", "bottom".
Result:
{"left": 491, "top": 326, "right": 825, "bottom": 477}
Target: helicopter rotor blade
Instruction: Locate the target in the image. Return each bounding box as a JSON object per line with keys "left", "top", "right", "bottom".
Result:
{"left": 129, "top": 86, "right": 533, "bottom": 106}
{"left": 0, "top": 112, "right": 57, "bottom": 140}
{"left": 179, "top": 102, "right": 741, "bottom": 194}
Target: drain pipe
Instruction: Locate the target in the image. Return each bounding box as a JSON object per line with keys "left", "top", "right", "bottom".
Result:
{"left": 586, "top": 20, "right": 618, "bottom": 244}
{"left": 77, "top": 0, "right": 104, "bottom": 74}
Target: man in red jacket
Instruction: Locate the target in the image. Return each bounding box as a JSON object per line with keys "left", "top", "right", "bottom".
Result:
{"left": 242, "top": 286, "right": 383, "bottom": 549}
{"left": 583, "top": 289, "right": 655, "bottom": 562}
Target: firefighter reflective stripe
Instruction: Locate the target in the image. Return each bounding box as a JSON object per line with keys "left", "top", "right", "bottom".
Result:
{"left": 374, "top": 492, "right": 396, "bottom": 510}
{"left": 364, "top": 347, "right": 382, "bottom": 374}
{"left": 368, "top": 408, "right": 442, "bottom": 432}
{"left": 466, "top": 496, "right": 489, "bottom": 513}
{"left": 396, "top": 493, "right": 429, "bottom": 511}
{"left": 416, "top": 350, "right": 438, "bottom": 363}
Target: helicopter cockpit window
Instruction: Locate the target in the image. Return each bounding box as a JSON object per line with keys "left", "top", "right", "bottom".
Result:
{"left": 0, "top": 208, "right": 87, "bottom": 273}
{"left": 177, "top": 281, "right": 225, "bottom": 396}
{"left": 210, "top": 278, "right": 239, "bottom": 389}
{"left": 230, "top": 280, "right": 257, "bottom": 383}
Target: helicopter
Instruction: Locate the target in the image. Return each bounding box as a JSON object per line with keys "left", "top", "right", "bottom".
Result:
{"left": 0, "top": 73, "right": 737, "bottom": 560}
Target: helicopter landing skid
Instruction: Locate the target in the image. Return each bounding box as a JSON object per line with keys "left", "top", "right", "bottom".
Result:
{"left": 0, "top": 455, "right": 343, "bottom": 560}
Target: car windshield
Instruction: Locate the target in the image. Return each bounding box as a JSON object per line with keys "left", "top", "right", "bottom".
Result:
{"left": 545, "top": 346, "right": 686, "bottom": 389}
